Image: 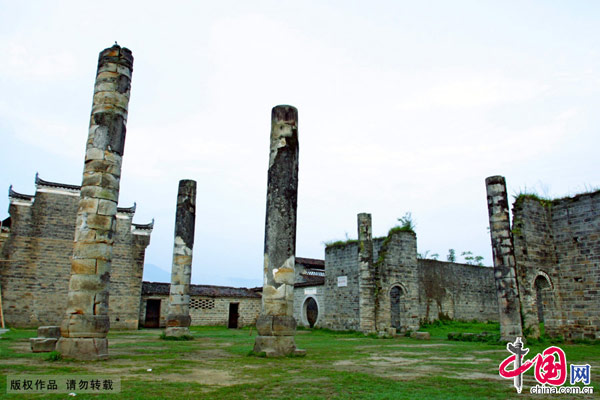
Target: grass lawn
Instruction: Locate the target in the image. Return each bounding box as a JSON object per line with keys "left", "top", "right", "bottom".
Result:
{"left": 0, "top": 322, "right": 597, "bottom": 399}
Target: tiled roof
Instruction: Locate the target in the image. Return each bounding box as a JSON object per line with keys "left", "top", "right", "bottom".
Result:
{"left": 35, "top": 173, "right": 81, "bottom": 191}
{"left": 142, "top": 281, "right": 261, "bottom": 298}
{"left": 296, "top": 257, "right": 324, "bottom": 269}
{"left": 8, "top": 185, "right": 33, "bottom": 201}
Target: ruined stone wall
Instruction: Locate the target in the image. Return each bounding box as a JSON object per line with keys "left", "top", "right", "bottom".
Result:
{"left": 110, "top": 216, "right": 151, "bottom": 329}
{"left": 293, "top": 285, "right": 325, "bottom": 328}
{"left": 512, "top": 197, "right": 560, "bottom": 337}
{"left": 513, "top": 191, "right": 600, "bottom": 339}
{"left": 321, "top": 243, "right": 360, "bottom": 331}
{"left": 1, "top": 190, "right": 77, "bottom": 327}
{"left": 374, "top": 231, "right": 420, "bottom": 332}
{"left": 139, "top": 295, "right": 261, "bottom": 328}
{"left": 0, "top": 185, "right": 151, "bottom": 329}
{"left": 316, "top": 233, "right": 499, "bottom": 333}
{"left": 417, "top": 259, "right": 498, "bottom": 323}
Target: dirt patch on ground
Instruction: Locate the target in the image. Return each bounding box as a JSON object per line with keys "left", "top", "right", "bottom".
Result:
{"left": 454, "top": 372, "right": 505, "bottom": 381}
{"left": 154, "top": 369, "right": 240, "bottom": 385}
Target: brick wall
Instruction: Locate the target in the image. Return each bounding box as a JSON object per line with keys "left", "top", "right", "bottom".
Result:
{"left": 139, "top": 294, "right": 261, "bottom": 328}
{"left": 417, "top": 259, "right": 497, "bottom": 323}
{"left": 375, "top": 231, "right": 420, "bottom": 332}
{"left": 513, "top": 191, "right": 600, "bottom": 339}
{"left": 0, "top": 183, "right": 151, "bottom": 329}
{"left": 293, "top": 285, "right": 325, "bottom": 328}
{"left": 321, "top": 243, "right": 360, "bottom": 331}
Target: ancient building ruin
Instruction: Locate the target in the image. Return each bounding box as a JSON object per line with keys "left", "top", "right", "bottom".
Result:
{"left": 510, "top": 184, "right": 600, "bottom": 340}
{"left": 0, "top": 175, "right": 152, "bottom": 329}
{"left": 292, "top": 214, "right": 498, "bottom": 333}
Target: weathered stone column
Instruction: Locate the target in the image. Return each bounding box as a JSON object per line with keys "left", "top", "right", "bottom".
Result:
{"left": 56, "top": 44, "right": 133, "bottom": 360}
{"left": 165, "top": 180, "right": 196, "bottom": 337}
{"left": 253, "top": 105, "right": 304, "bottom": 357}
{"left": 485, "top": 176, "right": 523, "bottom": 341}
{"left": 357, "top": 213, "right": 376, "bottom": 333}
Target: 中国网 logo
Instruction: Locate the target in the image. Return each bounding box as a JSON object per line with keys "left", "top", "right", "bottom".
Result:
{"left": 499, "top": 337, "right": 594, "bottom": 395}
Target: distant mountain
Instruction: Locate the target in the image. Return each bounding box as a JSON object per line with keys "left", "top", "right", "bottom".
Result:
{"left": 143, "top": 263, "right": 170, "bottom": 283}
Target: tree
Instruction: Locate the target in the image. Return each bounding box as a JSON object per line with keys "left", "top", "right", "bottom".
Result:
{"left": 447, "top": 249, "right": 456, "bottom": 262}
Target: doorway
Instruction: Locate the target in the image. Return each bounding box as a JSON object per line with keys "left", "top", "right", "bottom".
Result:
{"left": 145, "top": 299, "right": 161, "bottom": 328}
{"left": 390, "top": 286, "right": 403, "bottom": 330}
{"left": 304, "top": 297, "right": 319, "bottom": 328}
{"left": 228, "top": 303, "right": 239, "bottom": 329}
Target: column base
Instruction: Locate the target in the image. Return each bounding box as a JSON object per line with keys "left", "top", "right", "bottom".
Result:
{"left": 164, "top": 327, "right": 191, "bottom": 337}
{"left": 56, "top": 337, "right": 108, "bottom": 360}
{"left": 253, "top": 335, "right": 305, "bottom": 357}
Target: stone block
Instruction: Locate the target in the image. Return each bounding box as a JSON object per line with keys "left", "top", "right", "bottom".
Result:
{"left": 37, "top": 326, "right": 61, "bottom": 338}
{"left": 55, "top": 337, "right": 108, "bottom": 360}
{"left": 73, "top": 241, "right": 112, "bottom": 260}
{"left": 253, "top": 335, "right": 299, "bottom": 357}
{"left": 164, "top": 327, "right": 191, "bottom": 337}
{"left": 166, "top": 314, "right": 191, "bottom": 328}
{"left": 30, "top": 338, "right": 57, "bottom": 353}
{"left": 69, "top": 274, "right": 107, "bottom": 292}
{"left": 256, "top": 314, "right": 273, "bottom": 336}
{"left": 273, "top": 267, "right": 295, "bottom": 285}
{"left": 71, "top": 259, "right": 97, "bottom": 275}
{"left": 272, "top": 315, "right": 296, "bottom": 336}
{"left": 414, "top": 332, "right": 430, "bottom": 340}
{"left": 61, "top": 314, "right": 109, "bottom": 337}
{"left": 98, "top": 199, "right": 117, "bottom": 216}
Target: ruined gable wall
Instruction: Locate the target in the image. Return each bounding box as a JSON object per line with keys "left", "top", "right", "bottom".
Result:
{"left": 1, "top": 200, "right": 38, "bottom": 326}
{"left": 321, "top": 243, "right": 360, "bottom": 331}
{"left": 417, "top": 259, "right": 497, "bottom": 323}
{"left": 0, "top": 187, "right": 150, "bottom": 329}
{"left": 551, "top": 192, "right": 600, "bottom": 339}
{"left": 513, "top": 192, "right": 600, "bottom": 339}
{"left": 110, "top": 215, "right": 150, "bottom": 329}
{"left": 375, "top": 231, "right": 420, "bottom": 332}
{"left": 512, "top": 197, "right": 561, "bottom": 337}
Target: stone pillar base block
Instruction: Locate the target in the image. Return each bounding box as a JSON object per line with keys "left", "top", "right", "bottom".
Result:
{"left": 30, "top": 338, "right": 58, "bottom": 353}
{"left": 56, "top": 337, "right": 108, "bottom": 360}
{"left": 164, "top": 327, "right": 191, "bottom": 337}
{"left": 165, "top": 314, "right": 191, "bottom": 328}
{"left": 253, "top": 335, "right": 302, "bottom": 357}
{"left": 38, "top": 326, "right": 61, "bottom": 339}
{"left": 61, "top": 314, "right": 109, "bottom": 337}
{"left": 256, "top": 314, "right": 296, "bottom": 336}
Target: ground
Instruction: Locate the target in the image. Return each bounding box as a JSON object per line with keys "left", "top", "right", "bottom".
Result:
{"left": 0, "top": 323, "right": 598, "bottom": 399}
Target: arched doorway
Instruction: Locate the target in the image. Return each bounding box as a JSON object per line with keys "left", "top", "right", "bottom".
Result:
{"left": 534, "top": 274, "right": 552, "bottom": 325}
{"left": 303, "top": 297, "right": 319, "bottom": 328}
{"left": 390, "top": 285, "right": 404, "bottom": 330}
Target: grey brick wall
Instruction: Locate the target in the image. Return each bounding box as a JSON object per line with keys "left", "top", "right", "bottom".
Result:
{"left": 139, "top": 295, "right": 261, "bottom": 328}
{"left": 513, "top": 191, "right": 600, "bottom": 339}
{"left": 293, "top": 285, "right": 325, "bottom": 328}
{"left": 321, "top": 243, "right": 360, "bottom": 331}
{"left": 417, "top": 259, "right": 497, "bottom": 323}
{"left": 0, "top": 185, "right": 151, "bottom": 329}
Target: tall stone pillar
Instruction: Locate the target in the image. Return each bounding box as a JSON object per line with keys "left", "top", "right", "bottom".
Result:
{"left": 253, "top": 105, "right": 304, "bottom": 357}
{"left": 56, "top": 44, "right": 133, "bottom": 360}
{"left": 485, "top": 176, "right": 523, "bottom": 341}
{"left": 165, "top": 180, "right": 196, "bottom": 337}
{"left": 357, "top": 213, "right": 376, "bottom": 333}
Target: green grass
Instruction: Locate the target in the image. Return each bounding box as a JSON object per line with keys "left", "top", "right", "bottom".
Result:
{"left": 1, "top": 325, "right": 598, "bottom": 399}
{"left": 419, "top": 319, "right": 500, "bottom": 340}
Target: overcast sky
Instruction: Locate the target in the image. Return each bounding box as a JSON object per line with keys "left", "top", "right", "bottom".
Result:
{"left": 1, "top": 1, "right": 599, "bottom": 287}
